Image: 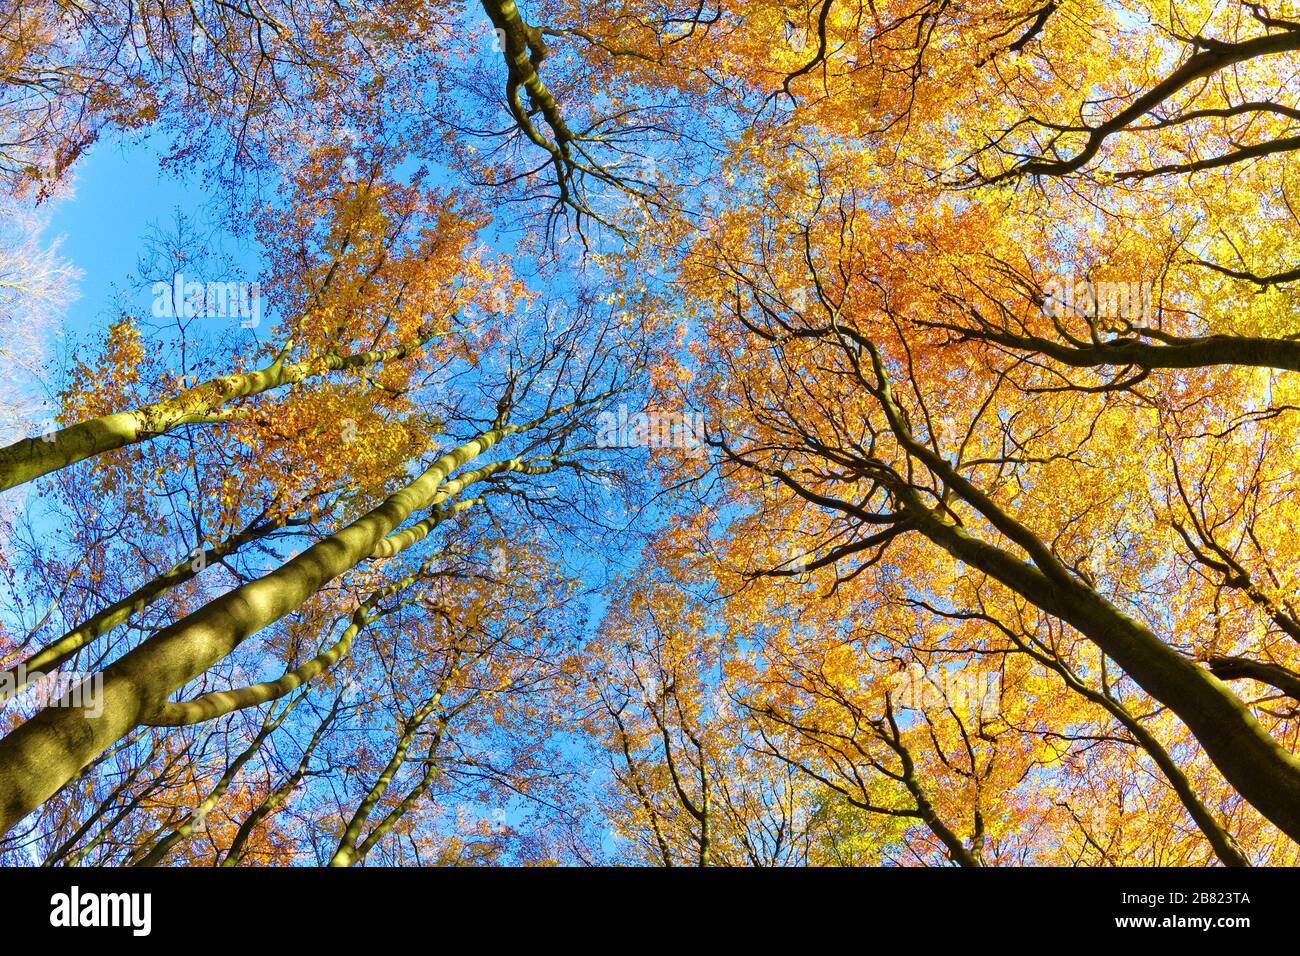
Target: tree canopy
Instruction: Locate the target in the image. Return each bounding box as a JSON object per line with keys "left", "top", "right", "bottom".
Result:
{"left": 2, "top": 0, "right": 1300, "bottom": 867}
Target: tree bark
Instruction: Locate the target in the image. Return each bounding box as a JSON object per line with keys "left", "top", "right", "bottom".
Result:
{"left": 0, "top": 426, "right": 510, "bottom": 835}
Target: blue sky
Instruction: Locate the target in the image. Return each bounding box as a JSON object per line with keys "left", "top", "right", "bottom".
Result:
{"left": 48, "top": 138, "right": 199, "bottom": 341}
